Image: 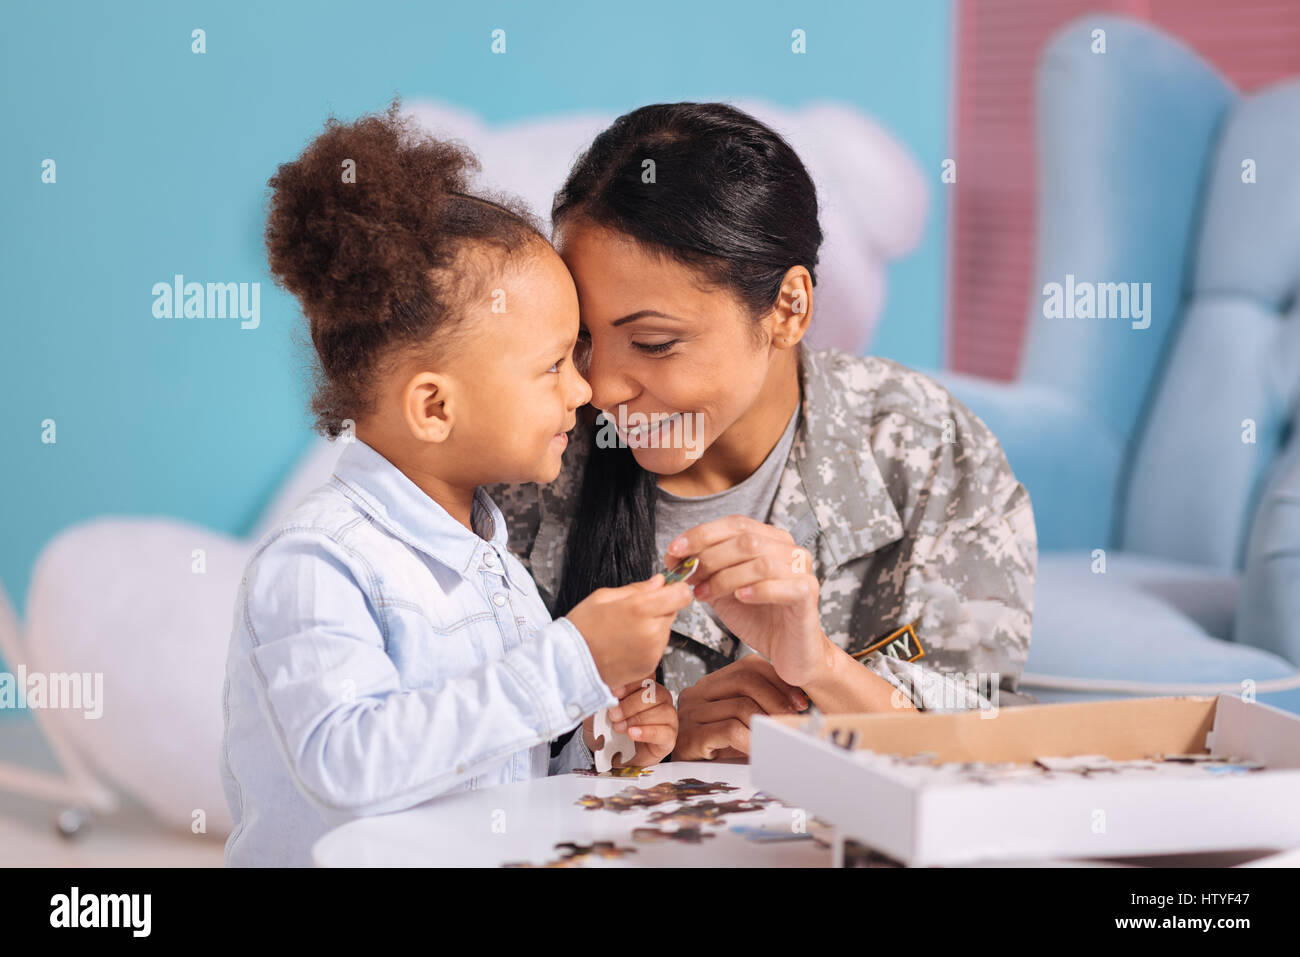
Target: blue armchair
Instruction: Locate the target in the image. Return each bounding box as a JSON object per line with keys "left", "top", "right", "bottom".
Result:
{"left": 928, "top": 15, "right": 1300, "bottom": 713}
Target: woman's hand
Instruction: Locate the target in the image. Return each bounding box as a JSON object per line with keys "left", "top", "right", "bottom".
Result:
{"left": 666, "top": 516, "right": 835, "bottom": 688}
{"left": 582, "top": 677, "right": 678, "bottom": 767}
{"left": 670, "top": 656, "right": 809, "bottom": 760}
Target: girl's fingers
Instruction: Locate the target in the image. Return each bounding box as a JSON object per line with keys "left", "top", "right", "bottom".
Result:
{"left": 592, "top": 574, "right": 664, "bottom": 606}
{"left": 615, "top": 700, "right": 677, "bottom": 732}
{"left": 630, "top": 581, "right": 694, "bottom": 617}
{"left": 623, "top": 722, "right": 676, "bottom": 749}
{"left": 610, "top": 681, "right": 666, "bottom": 722}
{"left": 611, "top": 677, "right": 653, "bottom": 698}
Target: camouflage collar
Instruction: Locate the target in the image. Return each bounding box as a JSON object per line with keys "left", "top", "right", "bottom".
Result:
{"left": 526, "top": 346, "right": 905, "bottom": 656}
{"left": 779, "top": 345, "right": 906, "bottom": 568}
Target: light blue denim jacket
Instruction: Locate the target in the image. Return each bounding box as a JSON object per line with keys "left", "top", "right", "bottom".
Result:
{"left": 220, "top": 437, "right": 615, "bottom": 867}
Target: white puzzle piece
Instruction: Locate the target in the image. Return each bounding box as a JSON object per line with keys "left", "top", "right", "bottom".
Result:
{"left": 592, "top": 707, "right": 637, "bottom": 773}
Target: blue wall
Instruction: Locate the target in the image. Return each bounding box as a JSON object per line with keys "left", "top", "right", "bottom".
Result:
{"left": 0, "top": 0, "right": 953, "bottom": 622}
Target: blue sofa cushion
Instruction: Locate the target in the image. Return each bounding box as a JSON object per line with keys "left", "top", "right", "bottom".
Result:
{"left": 1025, "top": 552, "right": 1300, "bottom": 713}
{"left": 1235, "top": 440, "right": 1300, "bottom": 667}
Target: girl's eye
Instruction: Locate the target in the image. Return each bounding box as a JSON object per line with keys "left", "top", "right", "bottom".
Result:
{"left": 548, "top": 356, "right": 566, "bottom": 373}
{"left": 634, "top": 340, "right": 678, "bottom": 355}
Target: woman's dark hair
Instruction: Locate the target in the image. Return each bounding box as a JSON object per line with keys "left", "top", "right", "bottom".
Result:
{"left": 265, "top": 97, "right": 545, "bottom": 439}
{"left": 550, "top": 102, "right": 824, "bottom": 623}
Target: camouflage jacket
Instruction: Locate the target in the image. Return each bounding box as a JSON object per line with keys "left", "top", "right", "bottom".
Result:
{"left": 485, "top": 346, "right": 1038, "bottom": 712}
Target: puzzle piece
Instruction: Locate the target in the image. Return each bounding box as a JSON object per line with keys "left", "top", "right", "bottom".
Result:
{"left": 730, "top": 824, "right": 816, "bottom": 843}
{"left": 592, "top": 706, "right": 638, "bottom": 773}
{"left": 633, "top": 826, "right": 715, "bottom": 844}
{"left": 502, "top": 840, "right": 638, "bottom": 868}
{"left": 663, "top": 555, "right": 699, "bottom": 584}
{"left": 660, "top": 778, "right": 744, "bottom": 800}
{"left": 555, "top": 841, "right": 638, "bottom": 861}
{"left": 646, "top": 798, "right": 768, "bottom": 827}
{"left": 575, "top": 777, "right": 741, "bottom": 812}
{"left": 572, "top": 766, "right": 653, "bottom": 778}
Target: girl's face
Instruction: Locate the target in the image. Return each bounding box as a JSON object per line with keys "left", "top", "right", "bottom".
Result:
{"left": 451, "top": 241, "right": 593, "bottom": 485}
{"left": 553, "top": 219, "right": 789, "bottom": 480}
{"left": 382, "top": 239, "right": 591, "bottom": 488}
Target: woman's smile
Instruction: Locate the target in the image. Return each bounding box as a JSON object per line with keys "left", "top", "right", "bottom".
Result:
{"left": 610, "top": 409, "right": 683, "bottom": 445}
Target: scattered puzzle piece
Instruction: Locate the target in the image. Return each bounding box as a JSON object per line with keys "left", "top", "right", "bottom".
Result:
{"left": 662, "top": 778, "right": 745, "bottom": 800}
{"left": 575, "top": 777, "right": 741, "bottom": 812}
{"left": 572, "top": 766, "right": 653, "bottom": 778}
{"left": 555, "top": 841, "right": 637, "bottom": 861}
{"left": 646, "top": 798, "right": 769, "bottom": 827}
{"left": 730, "top": 824, "right": 816, "bottom": 843}
{"left": 633, "top": 826, "right": 716, "bottom": 844}
{"left": 502, "top": 840, "right": 638, "bottom": 868}
{"left": 592, "top": 707, "right": 637, "bottom": 773}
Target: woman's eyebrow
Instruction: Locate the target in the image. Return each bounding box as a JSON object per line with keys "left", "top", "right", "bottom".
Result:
{"left": 611, "top": 310, "right": 689, "bottom": 327}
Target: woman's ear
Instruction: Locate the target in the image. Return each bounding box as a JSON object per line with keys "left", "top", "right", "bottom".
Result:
{"left": 767, "top": 265, "right": 814, "bottom": 349}
{"left": 403, "top": 370, "right": 455, "bottom": 443}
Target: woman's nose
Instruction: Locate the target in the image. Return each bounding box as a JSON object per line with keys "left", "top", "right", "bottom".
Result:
{"left": 582, "top": 351, "right": 635, "bottom": 413}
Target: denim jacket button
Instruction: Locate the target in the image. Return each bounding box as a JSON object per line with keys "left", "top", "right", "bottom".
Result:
{"left": 492, "top": 593, "right": 506, "bottom": 607}
{"left": 567, "top": 704, "right": 581, "bottom": 720}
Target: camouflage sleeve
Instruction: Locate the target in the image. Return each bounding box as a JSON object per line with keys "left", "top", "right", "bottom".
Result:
{"left": 863, "top": 405, "right": 1038, "bottom": 711}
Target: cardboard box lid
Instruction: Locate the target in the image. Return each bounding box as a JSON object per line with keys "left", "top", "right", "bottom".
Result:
{"left": 772, "top": 695, "right": 1231, "bottom": 763}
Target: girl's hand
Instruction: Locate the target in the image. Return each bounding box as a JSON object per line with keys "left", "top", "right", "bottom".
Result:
{"left": 566, "top": 575, "right": 694, "bottom": 690}
{"left": 666, "top": 516, "right": 835, "bottom": 688}
{"left": 582, "top": 677, "right": 678, "bottom": 767}
{"left": 671, "top": 655, "right": 809, "bottom": 760}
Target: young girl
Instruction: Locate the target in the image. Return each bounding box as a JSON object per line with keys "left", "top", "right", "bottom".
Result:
{"left": 219, "top": 101, "right": 693, "bottom": 867}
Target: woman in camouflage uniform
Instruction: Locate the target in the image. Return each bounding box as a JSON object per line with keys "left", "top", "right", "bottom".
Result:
{"left": 486, "top": 103, "right": 1037, "bottom": 760}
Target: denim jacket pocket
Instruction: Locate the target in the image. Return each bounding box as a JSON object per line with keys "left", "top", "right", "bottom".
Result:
{"left": 383, "top": 602, "right": 492, "bottom": 690}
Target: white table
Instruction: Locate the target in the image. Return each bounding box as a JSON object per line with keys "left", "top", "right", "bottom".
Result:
{"left": 313, "top": 760, "right": 829, "bottom": 867}
{"left": 312, "top": 759, "right": 1300, "bottom": 868}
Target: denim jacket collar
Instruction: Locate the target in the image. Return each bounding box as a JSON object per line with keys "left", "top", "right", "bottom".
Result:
{"left": 329, "top": 437, "right": 511, "bottom": 582}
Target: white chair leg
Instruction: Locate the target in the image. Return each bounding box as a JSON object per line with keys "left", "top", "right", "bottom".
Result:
{"left": 0, "top": 582, "right": 118, "bottom": 815}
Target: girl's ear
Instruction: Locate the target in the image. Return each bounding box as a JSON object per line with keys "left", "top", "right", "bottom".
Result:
{"left": 403, "top": 370, "right": 455, "bottom": 443}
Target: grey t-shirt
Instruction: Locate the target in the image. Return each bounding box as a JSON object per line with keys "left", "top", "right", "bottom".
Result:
{"left": 655, "top": 400, "right": 801, "bottom": 697}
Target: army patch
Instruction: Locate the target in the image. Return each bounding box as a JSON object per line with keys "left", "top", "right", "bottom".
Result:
{"left": 851, "top": 619, "right": 925, "bottom": 664}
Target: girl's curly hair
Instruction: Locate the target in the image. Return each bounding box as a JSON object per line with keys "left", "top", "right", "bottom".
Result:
{"left": 265, "top": 97, "right": 544, "bottom": 438}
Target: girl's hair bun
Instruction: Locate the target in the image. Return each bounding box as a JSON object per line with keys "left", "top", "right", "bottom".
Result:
{"left": 264, "top": 97, "right": 543, "bottom": 438}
